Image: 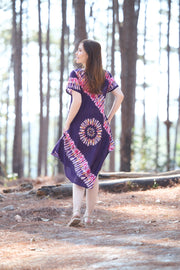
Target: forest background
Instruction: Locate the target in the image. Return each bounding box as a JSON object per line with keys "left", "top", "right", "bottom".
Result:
{"left": 0, "top": 0, "right": 180, "bottom": 179}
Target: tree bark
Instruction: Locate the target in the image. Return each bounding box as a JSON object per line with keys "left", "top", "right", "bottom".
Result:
{"left": 73, "top": 0, "right": 87, "bottom": 51}
{"left": 109, "top": 0, "right": 116, "bottom": 171}
{"left": 140, "top": 0, "right": 148, "bottom": 171}
{"left": 155, "top": 0, "right": 162, "bottom": 171}
{"left": 37, "top": 0, "right": 44, "bottom": 176}
{"left": 164, "top": 0, "right": 172, "bottom": 171}
{"left": 25, "top": 0, "right": 31, "bottom": 177}
{"left": 173, "top": 0, "right": 180, "bottom": 168}
{"left": 44, "top": 0, "right": 51, "bottom": 176}
{"left": 58, "top": 0, "right": 67, "bottom": 173}
{"left": 120, "top": 0, "right": 140, "bottom": 171}
{"left": 5, "top": 62, "right": 12, "bottom": 170}
{"left": 36, "top": 173, "right": 180, "bottom": 197}
{"left": 99, "top": 169, "right": 180, "bottom": 179}
{"left": 142, "top": 0, "right": 147, "bottom": 138}
{"left": 12, "top": 0, "right": 23, "bottom": 177}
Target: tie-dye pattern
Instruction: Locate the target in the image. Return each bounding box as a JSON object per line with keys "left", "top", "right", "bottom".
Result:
{"left": 51, "top": 69, "right": 119, "bottom": 189}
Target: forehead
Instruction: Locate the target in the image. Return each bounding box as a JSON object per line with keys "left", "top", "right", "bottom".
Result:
{"left": 78, "top": 43, "right": 84, "bottom": 50}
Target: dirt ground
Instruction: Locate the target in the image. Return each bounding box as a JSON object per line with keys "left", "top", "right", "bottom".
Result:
{"left": 0, "top": 179, "right": 180, "bottom": 270}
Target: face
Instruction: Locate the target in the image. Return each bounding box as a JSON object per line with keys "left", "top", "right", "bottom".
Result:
{"left": 75, "top": 43, "right": 88, "bottom": 67}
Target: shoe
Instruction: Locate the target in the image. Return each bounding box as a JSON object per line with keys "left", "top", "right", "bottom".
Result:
{"left": 68, "top": 215, "right": 81, "bottom": 227}
{"left": 84, "top": 216, "right": 93, "bottom": 225}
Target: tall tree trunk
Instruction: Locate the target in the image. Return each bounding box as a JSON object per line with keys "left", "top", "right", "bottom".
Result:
{"left": 12, "top": 0, "right": 23, "bottom": 177}
{"left": 120, "top": 0, "right": 140, "bottom": 172}
{"left": 4, "top": 56, "right": 12, "bottom": 170}
{"left": 109, "top": 0, "right": 116, "bottom": 171}
{"left": 58, "top": 0, "right": 67, "bottom": 173}
{"left": 173, "top": 0, "right": 180, "bottom": 167}
{"left": 37, "top": 0, "right": 44, "bottom": 176}
{"left": 142, "top": 0, "right": 147, "bottom": 138}
{"left": 140, "top": 0, "right": 148, "bottom": 170}
{"left": 24, "top": 0, "right": 31, "bottom": 177}
{"left": 164, "top": 0, "right": 172, "bottom": 171}
{"left": 44, "top": 0, "right": 51, "bottom": 176}
{"left": 155, "top": 0, "right": 162, "bottom": 172}
{"left": 5, "top": 84, "right": 10, "bottom": 170}
{"left": 88, "top": 2, "right": 95, "bottom": 39}
{"left": 73, "top": 0, "right": 87, "bottom": 51}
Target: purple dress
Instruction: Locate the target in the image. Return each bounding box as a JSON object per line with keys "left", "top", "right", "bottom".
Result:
{"left": 51, "top": 69, "right": 118, "bottom": 189}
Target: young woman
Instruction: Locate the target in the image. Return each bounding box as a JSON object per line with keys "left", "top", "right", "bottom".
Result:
{"left": 51, "top": 39, "right": 124, "bottom": 226}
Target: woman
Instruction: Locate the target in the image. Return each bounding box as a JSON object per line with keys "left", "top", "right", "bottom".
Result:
{"left": 51, "top": 39, "right": 124, "bottom": 226}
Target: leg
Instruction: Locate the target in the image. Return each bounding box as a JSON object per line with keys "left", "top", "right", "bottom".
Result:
{"left": 68, "top": 183, "right": 85, "bottom": 227}
{"left": 72, "top": 183, "right": 85, "bottom": 216}
{"left": 84, "top": 178, "right": 99, "bottom": 223}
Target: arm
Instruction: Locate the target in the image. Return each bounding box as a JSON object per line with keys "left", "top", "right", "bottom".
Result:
{"left": 63, "top": 90, "right": 82, "bottom": 132}
{"left": 107, "top": 87, "right": 124, "bottom": 123}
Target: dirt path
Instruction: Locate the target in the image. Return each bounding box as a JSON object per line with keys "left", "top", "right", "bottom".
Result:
{"left": 0, "top": 183, "right": 180, "bottom": 270}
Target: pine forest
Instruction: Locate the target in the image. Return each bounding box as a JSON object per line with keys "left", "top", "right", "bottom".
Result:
{"left": 0, "top": 0, "right": 180, "bottom": 179}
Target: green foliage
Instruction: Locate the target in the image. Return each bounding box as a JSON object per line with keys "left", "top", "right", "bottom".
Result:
{"left": 131, "top": 128, "right": 180, "bottom": 172}
{"left": 175, "top": 143, "right": 180, "bottom": 167}
{"left": 131, "top": 131, "right": 156, "bottom": 172}
{"left": 0, "top": 29, "right": 11, "bottom": 46}
{"left": 153, "top": 179, "right": 159, "bottom": 189}
{"left": 7, "top": 173, "right": 18, "bottom": 181}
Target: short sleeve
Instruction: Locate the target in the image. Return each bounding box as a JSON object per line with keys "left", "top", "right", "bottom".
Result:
{"left": 105, "top": 71, "right": 119, "bottom": 93}
{"left": 66, "top": 70, "right": 81, "bottom": 95}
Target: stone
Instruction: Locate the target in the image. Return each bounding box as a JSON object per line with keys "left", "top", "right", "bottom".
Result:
{"left": 3, "top": 188, "right": 16, "bottom": 193}
{"left": 19, "top": 183, "right": 33, "bottom": 191}
{"left": 0, "top": 193, "right": 6, "bottom": 201}
{"left": 3, "top": 205, "right": 15, "bottom": 211}
{"left": 15, "top": 215, "right": 22, "bottom": 223}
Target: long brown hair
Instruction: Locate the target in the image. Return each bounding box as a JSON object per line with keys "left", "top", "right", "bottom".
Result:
{"left": 81, "top": 39, "right": 105, "bottom": 94}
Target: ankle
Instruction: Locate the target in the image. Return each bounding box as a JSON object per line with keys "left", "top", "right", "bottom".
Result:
{"left": 83, "top": 215, "right": 93, "bottom": 224}
{"left": 73, "top": 211, "right": 80, "bottom": 217}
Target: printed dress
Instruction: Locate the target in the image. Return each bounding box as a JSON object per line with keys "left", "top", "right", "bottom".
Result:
{"left": 51, "top": 69, "right": 119, "bottom": 189}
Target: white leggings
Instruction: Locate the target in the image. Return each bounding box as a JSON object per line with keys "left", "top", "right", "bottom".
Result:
{"left": 72, "top": 179, "right": 99, "bottom": 217}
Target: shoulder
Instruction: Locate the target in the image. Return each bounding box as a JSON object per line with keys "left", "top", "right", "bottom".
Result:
{"left": 69, "top": 69, "right": 78, "bottom": 78}
{"left": 104, "top": 70, "right": 119, "bottom": 92}
{"left": 69, "top": 68, "right": 84, "bottom": 78}
{"left": 104, "top": 70, "right": 113, "bottom": 80}
{"left": 104, "top": 71, "right": 114, "bottom": 85}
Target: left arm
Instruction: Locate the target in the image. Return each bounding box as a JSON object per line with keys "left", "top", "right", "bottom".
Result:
{"left": 107, "top": 87, "right": 124, "bottom": 123}
{"left": 63, "top": 90, "right": 82, "bottom": 132}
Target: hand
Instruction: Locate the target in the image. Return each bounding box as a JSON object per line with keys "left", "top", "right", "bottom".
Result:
{"left": 108, "top": 118, "right": 111, "bottom": 124}
{"left": 63, "top": 123, "right": 70, "bottom": 133}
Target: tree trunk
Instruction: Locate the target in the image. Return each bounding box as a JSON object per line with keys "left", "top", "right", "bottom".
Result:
{"left": 173, "top": 0, "right": 180, "bottom": 168}
{"left": 24, "top": 0, "right": 31, "bottom": 177}
{"left": 155, "top": 0, "right": 162, "bottom": 172}
{"left": 73, "top": 0, "right": 87, "bottom": 51}
{"left": 37, "top": 0, "right": 44, "bottom": 176}
{"left": 5, "top": 85, "right": 10, "bottom": 170}
{"left": 43, "top": 0, "right": 51, "bottom": 176}
{"left": 142, "top": 0, "right": 147, "bottom": 138}
{"left": 58, "top": 0, "right": 67, "bottom": 173}
{"left": 4, "top": 56, "right": 12, "bottom": 170}
{"left": 12, "top": 0, "right": 23, "bottom": 178}
{"left": 120, "top": 0, "right": 140, "bottom": 171}
{"left": 109, "top": 0, "right": 116, "bottom": 171}
{"left": 164, "top": 0, "right": 172, "bottom": 171}
{"left": 140, "top": 0, "right": 148, "bottom": 170}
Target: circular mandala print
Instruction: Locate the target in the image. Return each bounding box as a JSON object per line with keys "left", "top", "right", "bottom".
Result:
{"left": 79, "top": 118, "right": 102, "bottom": 146}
